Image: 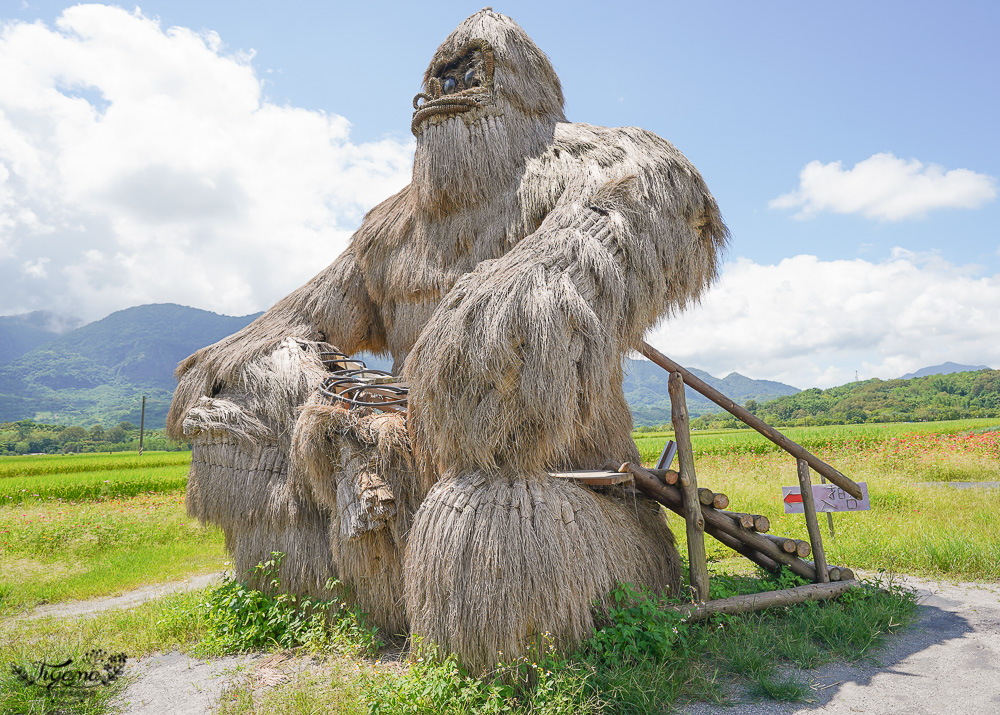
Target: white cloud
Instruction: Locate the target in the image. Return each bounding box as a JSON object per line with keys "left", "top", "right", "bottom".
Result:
{"left": 21, "top": 256, "right": 48, "bottom": 277}
{"left": 0, "top": 5, "right": 414, "bottom": 321}
{"left": 771, "top": 152, "right": 997, "bottom": 221}
{"left": 647, "top": 251, "right": 1000, "bottom": 389}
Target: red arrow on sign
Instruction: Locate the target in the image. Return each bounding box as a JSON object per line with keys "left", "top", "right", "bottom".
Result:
{"left": 783, "top": 492, "right": 803, "bottom": 505}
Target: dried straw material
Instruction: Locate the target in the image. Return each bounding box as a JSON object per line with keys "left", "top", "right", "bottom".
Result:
{"left": 404, "top": 472, "right": 682, "bottom": 673}
{"left": 166, "top": 7, "right": 727, "bottom": 669}
{"left": 289, "top": 395, "right": 429, "bottom": 634}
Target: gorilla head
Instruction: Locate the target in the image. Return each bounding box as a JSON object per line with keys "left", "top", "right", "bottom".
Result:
{"left": 410, "top": 9, "right": 566, "bottom": 207}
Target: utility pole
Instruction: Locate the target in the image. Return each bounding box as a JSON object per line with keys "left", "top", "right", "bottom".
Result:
{"left": 139, "top": 395, "right": 146, "bottom": 456}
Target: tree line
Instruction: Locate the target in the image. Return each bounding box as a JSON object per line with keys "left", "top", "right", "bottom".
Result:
{"left": 0, "top": 419, "right": 190, "bottom": 456}
{"left": 686, "top": 369, "right": 1000, "bottom": 430}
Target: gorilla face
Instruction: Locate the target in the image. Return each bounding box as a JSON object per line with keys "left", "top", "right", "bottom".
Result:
{"left": 411, "top": 39, "right": 496, "bottom": 134}
{"left": 409, "top": 10, "right": 566, "bottom": 206}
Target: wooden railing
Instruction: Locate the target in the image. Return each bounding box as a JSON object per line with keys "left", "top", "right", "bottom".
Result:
{"left": 634, "top": 341, "right": 862, "bottom": 599}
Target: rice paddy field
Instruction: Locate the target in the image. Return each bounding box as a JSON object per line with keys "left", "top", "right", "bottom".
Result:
{"left": 1, "top": 417, "right": 996, "bottom": 619}
{"left": 0, "top": 451, "right": 224, "bottom": 616}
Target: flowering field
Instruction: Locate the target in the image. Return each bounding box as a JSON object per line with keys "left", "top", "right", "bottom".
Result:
{"left": 633, "top": 417, "right": 1000, "bottom": 462}
{"left": 645, "top": 420, "right": 1000, "bottom": 581}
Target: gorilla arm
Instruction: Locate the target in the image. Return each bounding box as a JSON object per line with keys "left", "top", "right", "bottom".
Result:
{"left": 166, "top": 244, "right": 385, "bottom": 448}
{"left": 404, "top": 168, "right": 726, "bottom": 477}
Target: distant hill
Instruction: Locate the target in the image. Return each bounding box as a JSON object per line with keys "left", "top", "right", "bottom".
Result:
{"left": 624, "top": 359, "right": 800, "bottom": 426}
{"left": 0, "top": 311, "right": 81, "bottom": 363}
{"left": 0, "top": 304, "right": 259, "bottom": 427}
{"left": 901, "top": 362, "right": 992, "bottom": 379}
{"left": 716, "top": 369, "right": 1000, "bottom": 428}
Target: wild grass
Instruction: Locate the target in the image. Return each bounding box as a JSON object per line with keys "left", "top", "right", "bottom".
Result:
{"left": 0, "top": 491, "right": 225, "bottom": 615}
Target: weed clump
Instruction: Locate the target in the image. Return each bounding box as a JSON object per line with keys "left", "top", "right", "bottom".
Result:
{"left": 197, "top": 553, "right": 382, "bottom": 657}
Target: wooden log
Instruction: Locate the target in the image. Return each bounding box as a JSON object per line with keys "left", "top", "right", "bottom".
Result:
{"left": 625, "top": 463, "right": 818, "bottom": 582}
{"left": 639, "top": 342, "right": 862, "bottom": 500}
{"left": 648, "top": 468, "right": 679, "bottom": 485}
{"left": 669, "top": 372, "right": 710, "bottom": 602}
{"left": 672, "top": 580, "right": 860, "bottom": 622}
{"left": 719, "top": 510, "right": 755, "bottom": 529}
{"left": 828, "top": 567, "right": 842, "bottom": 582}
{"left": 795, "top": 540, "right": 811, "bottom": 558}
{"left": 719, "top": 511, "right": 771, "bottom": 533}
{"left": 703, "top": 523, "right": 781, "bottom": 574}
{"left": 698, "top": 488, "right": 730, "bottom": 510}
{"left": 763, "top": 534, "right": 799, "bottom": 554}
{"left": 838, "top": 567, "right": 855, "bottom": 581}
{"left": 797, "top": 459, "right": 829, "bottom": 583}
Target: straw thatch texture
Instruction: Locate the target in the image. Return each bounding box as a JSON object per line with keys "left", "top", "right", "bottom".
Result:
{"left": 405, "top": 472, "right": 682, "bottom": 673}
{"left": 166, "top": 7, "right": 727, "bottom": 666}
{"left": 289, "top": 396, "right": 429, "bottom": 635}
{"left": 178, "top": 337, "right": 338, "bottom": 596}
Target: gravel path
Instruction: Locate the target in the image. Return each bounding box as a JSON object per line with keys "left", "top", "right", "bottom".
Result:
{"left": 27, "top": 571, "right": 224, "bottom": 620}
{"left": 681, "top": 576, "right": 1000, "bottom": 714}
{"left": 110, "top": 652, "right": 253, "bottom": 715}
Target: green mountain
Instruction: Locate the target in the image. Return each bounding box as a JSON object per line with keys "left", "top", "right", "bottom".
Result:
{"left": 731, "top": 369, "right": 1000, "bottom": 427}
{"left": 900, "top": 362, "right": 993, "bottom": 379}
{"left": 624, "top": 360, "right": 800, "bottom": 426}
{"left": 0, "top": 304, "right": 259, "bottom": 427}
{"left": 9, "top": 303, "right": 992, "bottom": 432}
{"left": 0, "top": 311, "right": 80, "bottom": 363}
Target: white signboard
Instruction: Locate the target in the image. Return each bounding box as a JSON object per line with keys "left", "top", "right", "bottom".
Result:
{"left": 782, "top": 482, "right": 870, "bottom": 514}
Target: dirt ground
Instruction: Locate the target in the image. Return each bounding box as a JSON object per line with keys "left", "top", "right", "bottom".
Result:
{"left": 22, "top": 574, "right": 1000, "bottom": 714}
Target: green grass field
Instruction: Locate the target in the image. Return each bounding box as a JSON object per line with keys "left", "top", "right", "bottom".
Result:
{"left": 0, "top": 451, "right": 224, "bottom": 616}
{"left": 0, "top": 451, "right": 191, "bottom": 478}
{"left": 639, "top": 419, "right": 1000, "bottom": 581}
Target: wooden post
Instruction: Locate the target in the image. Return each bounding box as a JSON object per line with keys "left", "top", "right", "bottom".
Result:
{"left": 139, "top": 395, "right": 146, "bottom": 456}
{"left": 819, "top": 474, "right": 836, "bottom": 539}
{"left": 668, "top": 371, "right": 710, "bottom": 602}
{"left": 797, "top": 459, "right": 829, "bottom": 583}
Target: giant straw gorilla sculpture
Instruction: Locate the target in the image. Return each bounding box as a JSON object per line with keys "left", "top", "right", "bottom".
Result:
{"left": 168, "top": 9, "right": 727, "bottom": 671}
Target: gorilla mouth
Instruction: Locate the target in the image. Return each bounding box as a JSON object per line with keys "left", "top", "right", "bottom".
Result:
{"left": 412, "top": 39, "right": 495, "bottom": 134}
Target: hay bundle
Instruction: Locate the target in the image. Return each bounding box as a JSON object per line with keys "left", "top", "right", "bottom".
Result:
{"left": 178, "top": 337, "right": 337, "bottom": 596}
{"left": 404, "top": 471, "right": 682, "bottom": 673}
{"left": 289, "top": 394, "right": 430, "bottom": 635}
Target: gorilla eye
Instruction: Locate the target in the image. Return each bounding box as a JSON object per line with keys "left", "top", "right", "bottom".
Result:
{"left": 442, "top": 77, "right": 457, "bottom": 94}
{"left": 464, "top": 68, "right": 477, "bottom": 87}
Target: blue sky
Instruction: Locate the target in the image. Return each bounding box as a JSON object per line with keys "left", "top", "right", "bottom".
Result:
{"left": 1, "top": 1, "right": 998, "bottom": 387}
